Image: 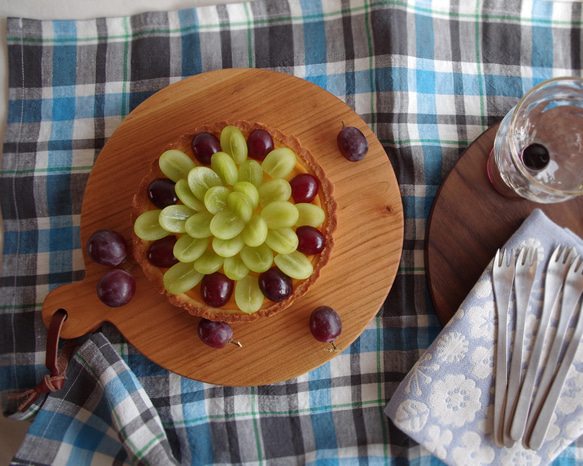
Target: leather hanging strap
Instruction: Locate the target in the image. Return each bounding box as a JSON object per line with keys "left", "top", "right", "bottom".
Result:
{"left": 10, "top": 309, "right": 77, "bottom": 412}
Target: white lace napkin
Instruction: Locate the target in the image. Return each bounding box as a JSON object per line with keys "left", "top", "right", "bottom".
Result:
{"left": 385, "top": 209, "right": 583, "bottom": 465}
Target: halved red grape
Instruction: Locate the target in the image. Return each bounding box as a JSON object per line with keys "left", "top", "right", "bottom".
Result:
{"left": 337, "top": 125, "right": 368, "bottom": 162}
{"left": 148, "top": 178, "right": 178, "bottom": 209}
{"left": 310, "top": 306, "right": 342, "bottom": 343}
{"left": 296, "top": 226, "right": 325, "bottom": 254}
{"left": 192, "top": 132, "right": 221, "bottom": 165}
{"left": 290, "top": 173, "right": 319, "bottom": 203}
{"left": 258, "top": 267, "right": 292, "bottom": 302}
{"left": 198, "top": 319, "right": 235, "bottom": 348}
{"left": 247, "top": 129, "right": 274, "bottom": 161}
{"left": 147, "top": 236, "right": 179, "bottom": 268}
{"left": 201, "top": 272, "right": 234, "bottom": 307}
{"left": 97, "top": 269, "right": 136, "bottom": 307}
{"left": 87, "top": 229, "right": 128, "bottom": 266}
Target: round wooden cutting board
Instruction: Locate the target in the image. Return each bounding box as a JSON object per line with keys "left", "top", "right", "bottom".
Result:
{"left": 42, "top": 69, "right": 404, "bottom": 386}
{"left": 426, "top": 125, "right": 583, "bottom": 326}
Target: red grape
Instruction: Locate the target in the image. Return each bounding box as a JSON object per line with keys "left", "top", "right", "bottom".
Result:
{"left": 296, "top": 226, "right": 325, "bottom": 254}
{"left": 87, "top": 229, "right": 128, "bottom": 266}
{"left": 147, "top": 236, "right": 179, "bottom": 268}
{"left": 290, "top": 173, "right": 319, "bottom": 203}
{"left": 337, "top": 126, "right": 368, "bottom": 162}
{"left": 97, "top": 269, "right": 136, "bottom": 307}
{"left": 310, "top": 306, "right": 342, "bottom": 343}
{"left": 522, "top": 143, "right": 550, "bottom": 170}
{"left": 201, "top": 272, "right": 234, "bottom": 307}
{"left": 198, "top": 319, "right": 234, "bottom": 348}
{"left": 247, "top": 129, "right": 274, "bottom": 161}
{"left": 148, "top": 178, "right": 178, "bottom": 209}
{"left": 192, "top": 132, "right": 221, "bottom": 165}
{"left": 258, "top": 267, "right": 292, "bottom": 302}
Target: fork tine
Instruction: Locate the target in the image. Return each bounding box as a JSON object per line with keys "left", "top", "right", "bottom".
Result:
{"left": 529, "top": 246, "right": 537, "bottom": 265}
{"left": 517, "top": 246, "right": 527, "bottom": 266}
{"left": 550, "top": 245, "right": 562, "bottom": 263}
{"left": 495, "top": 248, "right": 509, "bottom": 268}
{"left": 560, "top": 246, "right": 577, "bottom": 265}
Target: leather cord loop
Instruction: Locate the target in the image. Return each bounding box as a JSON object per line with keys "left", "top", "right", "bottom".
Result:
{"left": 9, "top": 309, "right": 76, "bottom": 412}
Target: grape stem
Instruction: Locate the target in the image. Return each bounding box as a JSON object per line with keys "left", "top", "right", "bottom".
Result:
{"left": 325, "top": 341, "right": 340, "bottom": 353}
{"left": 229, "top": 339, "right": 243, "bottom": 348}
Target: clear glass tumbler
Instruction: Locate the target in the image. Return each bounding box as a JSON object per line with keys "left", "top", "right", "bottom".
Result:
{"left": 488, "top": 77, "right": 583, "bottom": 203}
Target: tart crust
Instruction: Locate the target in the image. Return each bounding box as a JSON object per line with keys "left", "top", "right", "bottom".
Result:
{"left": 132, "top": 121, "right": 337, "bottom": 322}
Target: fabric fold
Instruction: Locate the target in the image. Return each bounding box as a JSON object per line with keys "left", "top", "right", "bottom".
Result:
{"left": 11, "top": 333, "right": 178, "bottom": 466}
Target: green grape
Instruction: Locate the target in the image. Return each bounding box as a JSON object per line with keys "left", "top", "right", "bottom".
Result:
{"left": 188, "top": 166, "right": 223, "bottom": 200}
{"left": 235, "top": 275, "right": 264, "bottom": 313}
{"left": 212, "top": 235, "right": 245, "bottom": 257}
{"left": 223, "top": 256, "right": 250, "bottom": 281}
{"left": 185, "top": 211, "right": 213, "bottom": 238}
{"left": 233, "top": 181, "right": 259, "bottom": 209}
{"left": 261, "top": 201, "right": 299, "bottom": 229}
{"left": 240, "top": 243, "right": 273, "bottom": 273}
{"left": 238, "top": 159, "right": 263, "bottom": 187}
{"left": 164, "top": 261, "right": 204, "bottom": 294}
{"left": 295, "top": 203, "right": 326, "bottom": 227}
{"left": 241, "top": 214, "right": 268, "bottom": 247}
{"left": 159, "top": 150, "right": 196, "bottom": 182}
{"left": 175, "top": 179, "right": 205, "bottom": 211}
{"left": 262, "top": 147, "right": 296, "bottom": 179}
{"left": 210, "top": 209, "right": 245, "bottom": 240}
{"left": 173, "top": 235, "right": 209, "bottom": 263}
{"left": 265, "top": 228, "right": 299, "bottom": 255}
{"left": 220, "top": 126, "right": 248, "bottom": 164}
{"left": 226, "top": 191, "right": 253, "bottom": 222}
{"left": 204, "top": 185, "right": 230, "bottom": 214}
{"left": 134, "top": 210, "right": 168, "bottom": 241}
{"left": 274, "top": 251, "right": 313, "bottom": 280}
{"left": 211, "top": 151, "right": 238, "bottom": 185}
{"left": 194, "top": 249, "right": 224, "bottom": 275}
{"left": 258, "top": 179, "right": 292, "bottom": 208}
{"left": 159, "top": 205, "right": 195, "bottom": 233}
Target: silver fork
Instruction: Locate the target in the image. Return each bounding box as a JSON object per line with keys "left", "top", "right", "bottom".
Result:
{"left": 525, "top": 255, "right": 583, "bottom": 449}
{"left": 503, "top": 246, "right": 538, "bottom": 447}
{"left": 492, "top": 248, "right": 516, "bottom": 448}
{"left": 509, "top": 246, "right": 575, "bottom": 442}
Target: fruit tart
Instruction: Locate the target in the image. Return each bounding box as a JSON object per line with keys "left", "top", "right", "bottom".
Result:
{"left": 132, "top": 121, "right": 337, "bottom": 322}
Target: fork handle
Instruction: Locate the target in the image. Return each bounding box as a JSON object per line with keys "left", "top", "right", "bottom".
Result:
{"left": 524, "top": 282, "right": 579, "bottom": 441}
{"left": 508, "top": 288, "right": 558, "bottom": 442}
{"left": 504, "top": 258, "right": 536, "bottom": 446}
{"left": 527, "top": 298, "right": 583, "bottom": 450}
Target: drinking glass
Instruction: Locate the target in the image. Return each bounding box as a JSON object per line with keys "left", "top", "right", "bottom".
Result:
{"left": 488, "top": 77, "right": 583, "bottom": 203}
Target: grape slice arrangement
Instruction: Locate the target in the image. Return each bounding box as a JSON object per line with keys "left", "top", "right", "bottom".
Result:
{"left": 133, "top": 123, "right": 333, "bottom": 316}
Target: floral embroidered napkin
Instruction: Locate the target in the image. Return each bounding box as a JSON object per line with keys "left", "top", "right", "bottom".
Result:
{"left": 385, "top": 209, "right": 583, "bottom": 465}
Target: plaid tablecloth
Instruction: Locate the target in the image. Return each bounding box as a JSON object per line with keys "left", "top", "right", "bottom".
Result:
{"left": 2, "top": 0, "right": 583, "bottom": 464}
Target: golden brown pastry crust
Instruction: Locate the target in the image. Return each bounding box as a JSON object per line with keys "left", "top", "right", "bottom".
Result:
{"left": 132, "top": 121, "right": 337, "bottom": 322}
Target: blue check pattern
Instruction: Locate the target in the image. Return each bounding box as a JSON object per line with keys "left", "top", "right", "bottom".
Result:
{"left": 2, "top": 0, "right": 583, "bottom": 464}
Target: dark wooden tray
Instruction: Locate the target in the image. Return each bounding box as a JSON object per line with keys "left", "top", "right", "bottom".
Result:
{"left": 426, "top": 124, "right": 583, "bottom": 325}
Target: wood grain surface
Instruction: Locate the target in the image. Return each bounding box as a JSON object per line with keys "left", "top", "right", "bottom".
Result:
{"left": 426, "top": 124, "right": 583, "bottom": 326}
{"left": 42, "top": 69, "right": 404, "bottom": 386}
